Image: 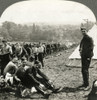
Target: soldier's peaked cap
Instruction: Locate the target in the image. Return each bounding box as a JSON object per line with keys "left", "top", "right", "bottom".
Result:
{"left": 80, "top": 27, "right": 86, "bottom": 31}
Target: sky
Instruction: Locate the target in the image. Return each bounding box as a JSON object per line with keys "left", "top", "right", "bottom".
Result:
{"left": 0, "top": 0, "right": 96, "bottom": 25}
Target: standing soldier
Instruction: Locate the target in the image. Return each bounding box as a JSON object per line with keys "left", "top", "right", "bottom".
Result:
{"left": 0, "top": 39, "right": 12, "bottom": 75}
{"left": 79, "top": 27, "right": 94, "bottom": 90}
{"left": 37, "top": 43, "right": 44, "bottom": 67}
{"left": 42, "top": 43, "right": 47, "bottom": 57}
{"left": 32, "top": 43, "right": 38, "bottom": 61}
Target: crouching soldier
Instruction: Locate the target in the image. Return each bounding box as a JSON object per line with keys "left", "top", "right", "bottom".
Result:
{"left": 23, "top": 56, "right": 61, "bottom": 92}
{"left": 15, "top": 56, "right": 61, "bottom": 98}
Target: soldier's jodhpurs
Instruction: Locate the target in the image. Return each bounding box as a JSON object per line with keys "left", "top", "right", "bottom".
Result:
{"left": 81, "top": 56, "right": 91, "bottom": 86}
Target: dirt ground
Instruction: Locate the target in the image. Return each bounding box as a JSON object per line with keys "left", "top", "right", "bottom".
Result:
{"left": 0, "top": 47, "right": 97, "bottom": 100}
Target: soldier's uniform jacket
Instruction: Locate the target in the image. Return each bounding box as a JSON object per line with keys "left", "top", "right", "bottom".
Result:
{"left": 79, "top": 34, "right": 94, "bottom": 58}
{"left": 1, "top": 44, "right": 12, "bottom": 54}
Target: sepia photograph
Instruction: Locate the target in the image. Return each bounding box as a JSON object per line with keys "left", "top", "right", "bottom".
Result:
{"left": 0, "top": 0, "right": 97, "bottom": 100}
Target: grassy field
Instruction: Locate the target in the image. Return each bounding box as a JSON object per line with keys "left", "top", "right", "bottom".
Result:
{"left": 0, "top": 46, "right": 97, "bottom": 100}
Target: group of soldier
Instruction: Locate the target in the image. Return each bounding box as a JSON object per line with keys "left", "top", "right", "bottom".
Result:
{"left": 0, "top": 40, "right": 62, "bottom": 70}
{"left": 0, "top": 39, "right": 62, "bottom": 98}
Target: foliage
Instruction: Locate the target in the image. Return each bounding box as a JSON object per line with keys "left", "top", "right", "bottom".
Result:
{"left": 0, "top": 21, "right": 95, "bottom": 43}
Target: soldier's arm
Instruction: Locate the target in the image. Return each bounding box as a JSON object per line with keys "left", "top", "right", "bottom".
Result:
{"left": 90, "top": 37, "right": 94, "bottom": 50}
{"left": 37, "top": 68, "right": 49, "bottom": 81}
{"left": 79, "top": 39, "right": 83, "bottom": 52}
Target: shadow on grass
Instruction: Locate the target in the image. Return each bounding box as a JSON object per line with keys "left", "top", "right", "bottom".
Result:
{"left": 58, "top": 85, "right": 91, "bottom": 93}
{"left": 0, "top": 87, "right": 47, "bottom": 99}
{"left": 59, "top": 86, "right": 82, "bottom": 93}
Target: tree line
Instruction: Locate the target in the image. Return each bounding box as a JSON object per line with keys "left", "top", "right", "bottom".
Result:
{"left": 0, "top": 21, "right": 94, "bottom": 43}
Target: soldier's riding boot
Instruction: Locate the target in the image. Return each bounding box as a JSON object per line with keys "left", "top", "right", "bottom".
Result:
{"left": 35, "top": 85, "right": 50, "bottom": 98}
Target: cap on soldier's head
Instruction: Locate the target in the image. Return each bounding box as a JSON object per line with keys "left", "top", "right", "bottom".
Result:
{"left": 80, "top": 27, "right": 86, "bottom": 31}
